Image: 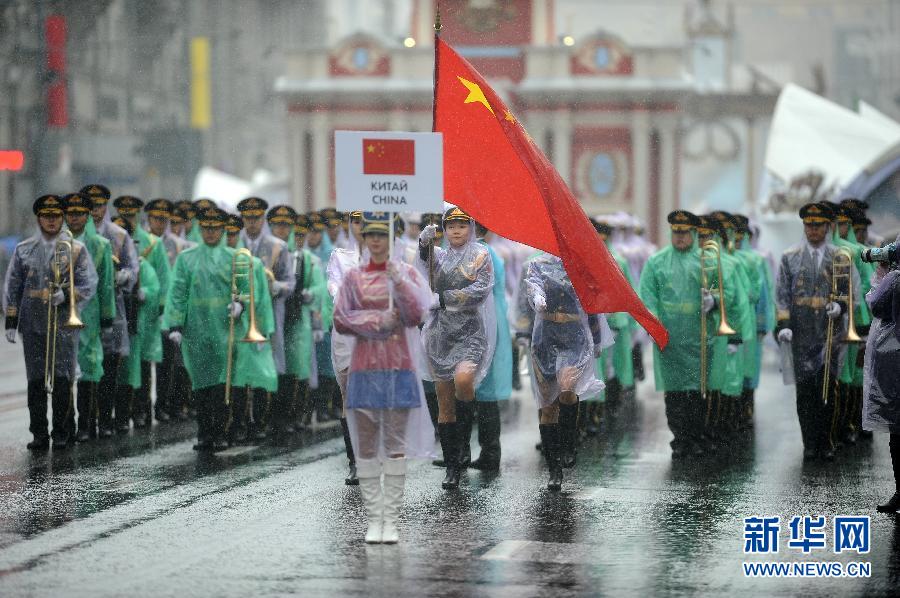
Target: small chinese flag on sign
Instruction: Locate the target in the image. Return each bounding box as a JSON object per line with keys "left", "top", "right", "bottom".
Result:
{"left": 362, "top": 139, "right": 415, "bottom": 175}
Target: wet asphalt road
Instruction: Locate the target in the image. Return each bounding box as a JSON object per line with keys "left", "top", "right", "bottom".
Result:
{"left": 0, "top": 341, "right": 898, "bottom": 597}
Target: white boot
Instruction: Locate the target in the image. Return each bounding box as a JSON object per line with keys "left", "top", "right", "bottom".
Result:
{"left": 381, "top": 457, "right": 406, "bottom": 544}
{"left": 356, "top": 458, "right": 383, "bottom": 544}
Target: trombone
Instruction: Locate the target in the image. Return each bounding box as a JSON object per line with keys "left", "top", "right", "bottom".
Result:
{"left": 822, "top": 248, "right": 862, "bottom": 405}
{"left": 45, "top": 240, "right": 85, "bottom": 397}
{"left": 224, "top": 248, "right": 267, "bottom": 406}
{"left": 699, "top": 240, "right": 737, "bottom": 401}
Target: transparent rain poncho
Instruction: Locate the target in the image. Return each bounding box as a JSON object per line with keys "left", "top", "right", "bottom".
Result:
{"left": 333, "top": 254, "right": 436, "bottom": 461}
{"left": 524, "top": 253, "right": 608, "bottom": 408}
{"left": 863, "top": 266, "right": 900, "bottom": 433}
{"left": 418, "top": 220, "right": 496, "bottom": 385}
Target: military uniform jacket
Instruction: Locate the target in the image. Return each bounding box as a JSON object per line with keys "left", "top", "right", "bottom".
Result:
{"left": 776, "top": 243, "right": 856, "bottom": 380}
{"left": 96, "top": 219, "right": 138, "bottom": 355}
{"left": 4, "top": 232, "right": 98, "bottom": 381}
{"left": 240, "top": 231, "right": 295, "bottom": 374}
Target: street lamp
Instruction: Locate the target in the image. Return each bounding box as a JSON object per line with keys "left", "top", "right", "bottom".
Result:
{"left": 403, "top": 37, "right": 416, "bottom": 48}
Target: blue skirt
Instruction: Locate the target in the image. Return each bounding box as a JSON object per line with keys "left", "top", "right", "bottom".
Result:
{"left": 347, "top": 369, "right": 420, "bottom": 409}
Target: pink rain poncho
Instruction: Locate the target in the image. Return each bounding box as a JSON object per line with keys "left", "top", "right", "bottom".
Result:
{"left": 333, "top": 257, "right": 435, "bottom": 460}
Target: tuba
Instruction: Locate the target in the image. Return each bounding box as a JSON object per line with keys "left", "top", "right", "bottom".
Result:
{"left": 699, "top": 240, "right": 736, "bottom": 399}
{"left": 44, "top": 240, "right": 84, "bottom": 396}
{"left": 224, "top": 249, "right": 266, "bottom": 406}
{"left": 822, "top": 248, "right": 862, "bottom": 405}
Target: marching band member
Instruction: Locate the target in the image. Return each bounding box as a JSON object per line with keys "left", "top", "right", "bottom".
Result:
{"left": 165, "top": 206, "right": 235, "bottom": 451}
{"left": 776, "top": 202, "right": 855, "bottom": 461}
{"left": 83, "top": 184, "right": 139, "bottom": 436}
{"left": 284, "top": 214, "right": 326, "bottom": 433}
{"left": 327, "top": 210, "right": 364, "bottom": 484}
{"left": 238, "top": 197, "right": 295, "bottom": 440}
{"left": 639, "top": 211, "right": 716, "bottom": 459}
{"left": 4, "top": 195, "right": 97, "bottom": 450}
{"left": 63, "top": 193, "right": 116, "bottom": 442}
{"left": 418, "top": 206, "right": 495, "bottom": 490}
{"left": 333, "top": 211, "right": 432, "bottom": 543}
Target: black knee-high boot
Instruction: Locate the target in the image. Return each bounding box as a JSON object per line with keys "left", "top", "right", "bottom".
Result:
{"left": 559, "top": 400, "right": 579, "bottom": 468}
{"left": 456, "top": 400, "right": 474, "bottom": 468}
{"left": 877, "top": 434, "right": 900, "bottom": 513}
{"left": 539, "top": 423, "right": 563, "bottom": 491}
{"left": 340, "top": 417, "right": 358, "bottom": 485}
{"left": 438, "top": 422, "right": 460, "bottom": 489}
{"left": 26, "top": 380, "right": 49, "bottom": 449}
{"left": 471, "top": 401, "right": 501, "bottom": 471}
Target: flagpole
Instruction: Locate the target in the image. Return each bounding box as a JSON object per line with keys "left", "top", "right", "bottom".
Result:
{"left": 428, "top": 2, "right": 442, "bottom": 291}
{"left": 388, "top": 211, "right": 395, "bottom": 311}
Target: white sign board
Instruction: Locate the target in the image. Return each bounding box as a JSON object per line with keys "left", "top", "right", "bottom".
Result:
{"left": 334, "top": 130, "right": 443, "bottom": 213}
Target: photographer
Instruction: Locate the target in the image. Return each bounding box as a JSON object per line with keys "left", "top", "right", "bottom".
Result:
{"left": 863, "top": 258, "right": 900, "bottom": 513}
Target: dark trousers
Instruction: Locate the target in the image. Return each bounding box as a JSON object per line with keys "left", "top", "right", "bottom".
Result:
{"left": 98, "top": 353, "right": 121, "bottom": 431}
{"left": 76, "top": 380, "right": 98, "bottom": 437}
{"left": 28, "top": 378, "right": 74, "bottom": 442}
{"left": 664, "top": 390, "right": 703, "bottom": 449}
{"left": 795, "top": 370, "right": 837, "bottom": 453}
{"left": 271, "top": 374, "right": 296, "bottom": 433}
{"left": 632, "top": 344, "right": 645, "bottom": 382}
{"left": 157, "top": 335, "right": 177, "bottom": 416}
{"left": 195, "top": 385, "right": 227, "bottom": 443}
{"left": 133, "top": 361, "right": 153, "bottom": 424}
{"left": 890, "top": 434, "right": 900, "bottom": 492}
{"left": 249, "top": 387, "right": 271, "bottom": 438}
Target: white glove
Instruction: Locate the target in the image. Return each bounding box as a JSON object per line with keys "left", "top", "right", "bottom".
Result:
{"left": 229, "top": 301, "right": 244, "bottom": 318}
{"left": 5, "top": 329, "right": 16, "bottom": 344}
{"left": 727, "top": 343, "right": 739, "bottom": 355}
{"left": 516, "top": 336, "right": 530, "bottom": 351}
{"left": 136, "top": 288, "right": 147, "bottom": 303}
{"left": 532, "top": 295, "right": 547, "bottom": 313}
{"left": 115, "top": 270, "right": 131, "bottom": 287}
{"left": 300, "top": 289, "right": 314, "bottom": 305}
{"left": 386, "top": 261, "right": 402, "bottom": 282}
{"left": 701, "top": 289, "right": 715, "bottom": 314}
{"left": 312, "top": 330, "right": 324, "bottom": 343}
{"left": 777, "top": 328, "right": 792, "bottom": 343}
{"left": 380, "top": 310, "right": 399, "bottom": 332}
{"left": 51, "top": 289, "right": 65, "bottom": 306}
{"left": 429, "top": 292, "right": 442, "bottom": 311}
{"left": 826, "top": 301, "right": 842, "bottom": 319}
{"left": 419, "top": 224, "right": 438, "bottom": 244}
{"left": 168, "top": 330, "right": 183, "bottom": 345}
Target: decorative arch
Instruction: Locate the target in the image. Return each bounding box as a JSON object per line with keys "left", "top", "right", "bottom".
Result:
{"left": 329, "top": 33, "right": 391, "bottom": 77}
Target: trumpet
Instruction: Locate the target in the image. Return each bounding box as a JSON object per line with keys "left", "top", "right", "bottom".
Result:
{"left": 224, "top": 249, "right": 266, "bottom": 406}
{"left": 699, "top": 240, "right": 737, "bottom": 399}
{"left": 822, "top": 248, "right": 862, "bottom": 405}
{"left": 45, "top": 240, "right": 84, "bottom": 396}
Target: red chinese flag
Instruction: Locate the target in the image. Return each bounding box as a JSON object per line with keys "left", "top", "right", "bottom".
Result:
{"left": 362, "top": 139, "right": 416, "bottom": 175}
{"left": 433, "top": 37, "right": 668, "bottom": 348}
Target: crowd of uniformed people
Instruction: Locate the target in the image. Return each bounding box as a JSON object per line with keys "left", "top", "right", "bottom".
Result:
{"left": 4, "top": 185, "right": 899, "bottom": 543}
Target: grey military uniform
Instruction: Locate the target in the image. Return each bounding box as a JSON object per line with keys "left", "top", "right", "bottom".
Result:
{"left": 163, "top": 232, "right": 194, "bottom": 267}
{"left": 4, "top": 232, "right": 98, "bottom": 381}
{"left": 96, "top": 219, "right": 139, "bottom": 355}
{"left": 240, "top": 231, "right": 295, "bottom": 374}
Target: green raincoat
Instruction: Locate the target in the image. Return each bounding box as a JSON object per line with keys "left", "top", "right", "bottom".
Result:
{"left": 707, "top": 234, "right": 754, "bottom": 398}
{"left": 283, "top": 249, "right": 326, "bottom": 381}
{"left": 832, "top": 227, "right": 872, "bottom": 386}
{"left": 639, "top": 236, "right": 717, "bottom": 393}
{"left": 118, "top": 258, "right": 161, "bottom": 388}
{"left": 598, "top": 244, "right": 636, "bottom": 388}
{"left": 134, "top": 226, "right": 170, "bottom": 360}
{"left": 231, "top": 253, "right": 278, "bottom": 392}
{"left": 72, "top": 219, "right": 116, "bottom": 382}
{"left": 165, "top": 241, "right": 234, "bottom": 391}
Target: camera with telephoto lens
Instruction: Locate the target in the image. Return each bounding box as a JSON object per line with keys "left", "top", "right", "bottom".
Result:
{"left": 861, "top": 242, "right": 898, "bottom": 265}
